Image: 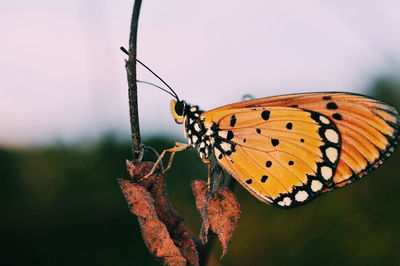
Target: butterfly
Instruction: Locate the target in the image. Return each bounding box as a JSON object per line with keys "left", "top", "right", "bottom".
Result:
{"left": 159, "top": 92, "right": 399, "bottom": 208}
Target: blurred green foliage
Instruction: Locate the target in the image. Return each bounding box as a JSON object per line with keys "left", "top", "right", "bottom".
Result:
{"left": 2, "top": 80, "right": 400, "bottom": 266}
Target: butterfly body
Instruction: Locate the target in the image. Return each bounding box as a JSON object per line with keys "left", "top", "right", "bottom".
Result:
{"left": 171, "top": 92, "right": 400, "bottom": 208}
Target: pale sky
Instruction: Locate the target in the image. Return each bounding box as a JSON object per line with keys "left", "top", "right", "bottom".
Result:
{"left": 1, "top": 0, "right": 400, "bottom": 146}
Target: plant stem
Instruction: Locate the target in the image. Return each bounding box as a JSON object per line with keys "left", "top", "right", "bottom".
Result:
{"left": 126, "top": 0, "right": 143, "bottom": 160}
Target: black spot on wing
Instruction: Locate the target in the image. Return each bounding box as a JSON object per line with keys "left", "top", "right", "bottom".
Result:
{"left": 332, "top": 113, "right": 342, "bottom": 120}
{"left": 271, "top": 139, "right": 280, "bottom": 147}
{"left": 261, "top": 110, "right": 270, "bottom": 120}
{"left": 322, "top": 96, "right": 332, "bottom": 100}
{"left": 230, "top": 115, "right": 237, "bottom": 127}
{"left": 227, "top": 130, "right": 234, "bottom": 140}
{"left": 261, "top": 175, "right": 268, "bottom": 183}
{"left": 327, "top": 102, "right": 338, "bottom": 110}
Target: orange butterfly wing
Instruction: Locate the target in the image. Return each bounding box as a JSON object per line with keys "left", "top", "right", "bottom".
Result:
{"left": 204, "top": 92, "right": 400, "bottom": 192}
{"left": 201, "top": 106, "right": 341, "bottom": 207}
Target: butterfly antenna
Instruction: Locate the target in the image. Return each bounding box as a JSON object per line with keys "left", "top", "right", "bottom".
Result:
{"left": 120, "top": 47, "right": 180, "bottom": 101}
{"left": 136, "top": 80, "right": 177, "bottom": 99}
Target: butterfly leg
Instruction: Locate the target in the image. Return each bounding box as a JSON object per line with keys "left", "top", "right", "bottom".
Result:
{"left": 142, "top": 142, "right": 189, "bottom": 180}
{"left": 201, "top": 157, "right": 213, "bottom": 189}
{"left": 163, "top": 148, "right": 179, "bottom": 173}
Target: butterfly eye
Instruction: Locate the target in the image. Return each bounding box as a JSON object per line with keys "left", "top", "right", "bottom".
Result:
{"left": 175, "top": 101, "right": 186, "bottom": 116}
{"left": 171, "top": 100, "right": 186, "bottom": 124}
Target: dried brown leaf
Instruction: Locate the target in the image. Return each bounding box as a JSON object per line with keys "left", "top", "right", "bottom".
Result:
{"left": 151, "top": 173, "right": 199, "bottom": 266}
{"left": 118, "top": 179, "right": 186, "bottom": 266}
{"left": 123, "top": 161, "right": 199, "bottom": 266}
{"left": 192, "top": 180, "right": 241, "bottom": 258}
{"left": 208, "top": 187, "right": 240, "bottom": 258}
{"left": 191, "top": 180, "right": 210, "bottom": 244}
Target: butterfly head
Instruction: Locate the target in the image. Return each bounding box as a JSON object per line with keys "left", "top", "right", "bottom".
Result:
{"left": 171, "top": 100, "right": 187, "bottom": 124}
{"left": 171, "top": 99, "right": 203, "bottom": 125}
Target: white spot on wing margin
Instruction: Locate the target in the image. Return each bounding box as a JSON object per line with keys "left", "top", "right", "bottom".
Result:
{"left": 326, "top": 147, "right": 338, "bottom": 163}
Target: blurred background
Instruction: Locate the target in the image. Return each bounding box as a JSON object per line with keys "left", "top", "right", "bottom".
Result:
{"left": 2, "top": 0, "right": 400, "bottom": 265}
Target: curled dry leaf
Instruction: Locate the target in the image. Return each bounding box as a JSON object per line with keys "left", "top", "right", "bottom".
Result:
{"left": 123, "top": 160, "right": 199, "bottom": 266}
{"left": 126, "top": 160, "right": 158, "bottom": 186}
{"left": 151, "top": 173, "right": 200, "bottom": 266}
{"left": 192, "top": 180, "right": 241, "bottom": 258}
{"left": 208, "top": 187, "right": 241, "bottom": 258}
{"left": 191, "top": 180, "right": 210, "bottom": 244}
{"left": 118, "top": 179, "right": 186, "bottom": 266}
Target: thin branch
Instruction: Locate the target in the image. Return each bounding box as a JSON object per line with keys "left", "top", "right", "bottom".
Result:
{"left": 120, "top": 2, "right": 240, "bottom": 265}
{"left": 126, "top": 0, "right": 143, "bottom": 160}
{"left": 122, "top": 1, "right": 200, "bottom": 264}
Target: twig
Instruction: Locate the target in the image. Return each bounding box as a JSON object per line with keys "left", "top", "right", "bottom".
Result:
{"left": 120, "top": 2, "right": 240, "bottom": 265}
{"left": 121, "top": 1, "right": 200, "bottom": 265}
{"left": 126, "top": 0, "right": 143, "bottom": 160}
